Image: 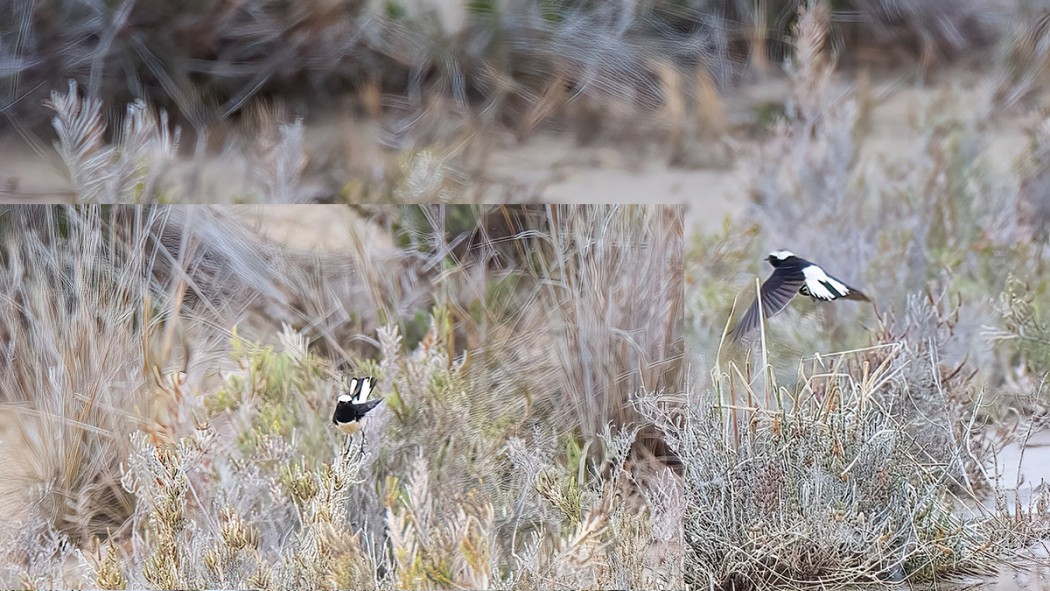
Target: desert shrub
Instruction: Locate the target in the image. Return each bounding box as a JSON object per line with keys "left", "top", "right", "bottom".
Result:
{"left": 643, "top": 333, "right": 1011, "bottom": 589}
{"left": 108, "top": 326, "right": 378, "bottom": 590}
{"left": 371, "top": 204, "right": 687, "bottom": 585}
{"left": 67, "top": 317, "right": 679, "bottom": 590}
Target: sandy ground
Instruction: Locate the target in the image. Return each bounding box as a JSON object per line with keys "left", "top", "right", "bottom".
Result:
{"left": 987, "top": 428, "right": 1050, "bottom": 591}
{"left": 477, "top": 132, "right": 745, "bottom": 234}
{"left": 478, "top": 70, "right": 1031, "bottom": 236}
{"left": 0, "top": 134, "right": 71, "bottom": 201}
{"left": 999, "top": 427, "right": 1050, "bottom": 506}
{"left": 231, "top": 204, "right": 394, "bottom": 254}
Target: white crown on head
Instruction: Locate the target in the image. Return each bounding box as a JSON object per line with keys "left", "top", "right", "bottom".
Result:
{"left": 769, "top": 250, "right": 795, "bottom": 260}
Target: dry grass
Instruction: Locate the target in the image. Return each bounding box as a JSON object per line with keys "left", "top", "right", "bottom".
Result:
{"left": 0, "top": 203, "right": 685, "bottom": 589}
{"left": 1, "top": 0, "right": 1009, "bottom": 128}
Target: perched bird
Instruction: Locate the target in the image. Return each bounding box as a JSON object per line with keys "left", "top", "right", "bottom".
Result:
{"left": 729, "top": 250, "right": 870, "bottom": 340}
{"left": 332, "top": 376, "right": 383, "bottom": 435}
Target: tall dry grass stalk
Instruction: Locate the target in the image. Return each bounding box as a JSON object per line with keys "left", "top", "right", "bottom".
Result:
{"left": 537, "top": 205, "right": 684, "bottom": 439}
{"left": 0, "top": 207, "right": 155, "bottom": 548}
{"left": 388, "top": 204, "right": 683, "bottom": 451}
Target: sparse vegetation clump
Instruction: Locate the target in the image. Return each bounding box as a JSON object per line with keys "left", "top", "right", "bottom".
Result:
{"left": 656, "top": 279, "right": 1050, "bottom": 589}
{"left": 645, "top": 348, "right": 999, "bottom": 589}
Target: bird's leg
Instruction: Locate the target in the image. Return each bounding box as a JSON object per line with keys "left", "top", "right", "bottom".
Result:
{"left": 344, "top": 432, "right": 366, "bottom": 462}
{"left": 346, "top": 434, "right": 359, "bottom": 461}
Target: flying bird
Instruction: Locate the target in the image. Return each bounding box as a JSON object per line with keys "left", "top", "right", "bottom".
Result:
{"left": 729, "top": 250, "right": 870, "bottom": 340}
{"left": 332, "top": 376, "right": 383, "bottom": 435}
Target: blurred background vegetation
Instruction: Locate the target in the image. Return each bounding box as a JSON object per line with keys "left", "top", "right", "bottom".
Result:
{"left": 3, "top": 0, "right": 1050, "bottom": 207}
{"left": 0, "top": 0, "right": 997, "bottom": 126}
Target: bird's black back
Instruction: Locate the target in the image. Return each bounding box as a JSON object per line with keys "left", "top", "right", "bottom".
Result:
{"left": 768, "top": 254, "right": 813, "bottom": 272}
{"left": 333, "top": 398, "right": 382, "bottom": 424}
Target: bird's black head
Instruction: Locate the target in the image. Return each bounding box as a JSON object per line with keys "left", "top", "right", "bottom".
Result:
{"left": 767, "top": 250, "right": 796, "bottom": 268}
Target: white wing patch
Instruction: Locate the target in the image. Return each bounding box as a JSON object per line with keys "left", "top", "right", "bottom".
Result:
{"left": 802, "top": 265, "right": 850, "bottom": 300}
{"left": 769, "top": 250, "right": 795, "bottom": 260}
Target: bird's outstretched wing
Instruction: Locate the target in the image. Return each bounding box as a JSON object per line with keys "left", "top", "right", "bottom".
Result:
{"left": 729, "top": 267, "right": 805, "bottom": 340}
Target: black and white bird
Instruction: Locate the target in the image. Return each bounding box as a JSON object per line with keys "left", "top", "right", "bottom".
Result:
{"left": 332, "top": 376, "right": 383, "bottom": 435}
{"left": 729, "top": 250, "right": 870, "bottom": 340}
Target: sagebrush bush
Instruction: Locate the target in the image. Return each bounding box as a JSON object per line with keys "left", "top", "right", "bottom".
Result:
{"left": 643, "top": 333, "right": 1012, "bottom": 589}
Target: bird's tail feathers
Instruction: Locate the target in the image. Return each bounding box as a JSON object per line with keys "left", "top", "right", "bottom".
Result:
{"left": 844, "top": 289, "right": 870, "bottom": 302}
